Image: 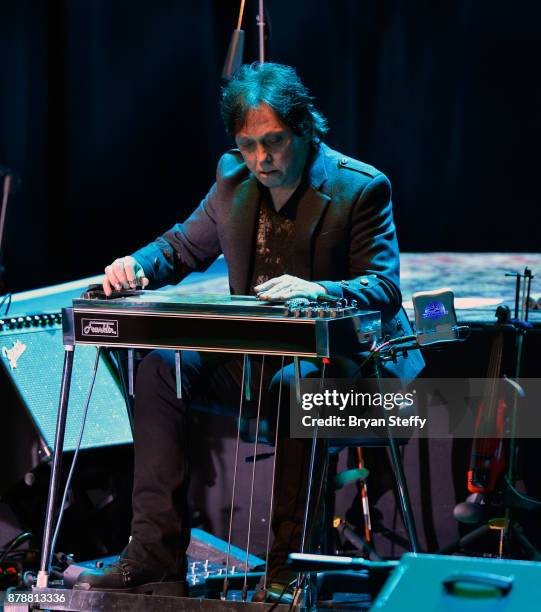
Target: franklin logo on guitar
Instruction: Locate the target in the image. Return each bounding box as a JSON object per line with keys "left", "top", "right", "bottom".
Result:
{"left": 81, "top": 319, "right": 119, "bottom": 337}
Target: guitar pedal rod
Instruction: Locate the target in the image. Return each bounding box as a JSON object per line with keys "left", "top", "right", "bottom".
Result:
{"left": 128, "top": 349, "right": 135, "bottom": 397}
{"left": 175, "top": 350, "right": 183, "bottom": 399}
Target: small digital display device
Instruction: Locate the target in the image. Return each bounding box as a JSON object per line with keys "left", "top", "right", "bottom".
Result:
{"left": 412, "top": 288, "right": 459, "bottom": 346}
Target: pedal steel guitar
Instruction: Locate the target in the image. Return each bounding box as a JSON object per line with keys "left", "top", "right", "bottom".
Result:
{"left": 66, "top": 291, "right": 381, "bottom": 357}
{"left": 37, "top": 291, "right": 381, "bottom": 593}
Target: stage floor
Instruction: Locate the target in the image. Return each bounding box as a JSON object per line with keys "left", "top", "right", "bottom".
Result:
{"left": 400, "top": 252, "right": 541, "bottom": 323}
{"left": 7, "top": 252, "right": 541, "bottom": 325}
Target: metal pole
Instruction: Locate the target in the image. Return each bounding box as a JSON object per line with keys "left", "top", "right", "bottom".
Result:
{"left": 375, "top": 357, "right": 420, "bottom": 553}
{"left": 257, "top": 0, "right": 265, "bottom": 62}
{"left": 37, "top": 344, "right": 75, "bottom": 587}
{"left": 387, "top": 435, "right": 420, "bottom": 552}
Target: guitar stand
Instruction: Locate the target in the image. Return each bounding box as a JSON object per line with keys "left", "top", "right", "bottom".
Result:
{"left": 452, "top": 268, "right": 541, "bottom": 559}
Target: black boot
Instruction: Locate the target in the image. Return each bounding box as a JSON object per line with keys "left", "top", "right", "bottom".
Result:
{"left": 73, "top": 554, "right": 187, "bottom": 597}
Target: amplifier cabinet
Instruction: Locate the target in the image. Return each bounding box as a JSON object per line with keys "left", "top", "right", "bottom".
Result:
{"left": 373, "top": 552, "right": 541, "bottom": 610}
{"left": 0, "top": 316, "right": 132, "bottom": 493}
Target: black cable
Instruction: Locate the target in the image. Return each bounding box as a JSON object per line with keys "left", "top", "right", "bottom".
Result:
{"left": 504, "top": 475, "right": 541, "bottom": 507}
{"left": 49, "top": 347, "right": 101, "bottom": 557}
{"left": 0, "top": 532, "right": 32, "bottom": 563}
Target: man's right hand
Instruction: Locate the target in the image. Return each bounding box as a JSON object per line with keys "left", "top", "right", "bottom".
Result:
{"left": 103, "top": 256, "right": 149, "bottom": 296}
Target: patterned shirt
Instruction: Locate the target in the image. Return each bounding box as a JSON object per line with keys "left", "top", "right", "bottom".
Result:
{"left": 248, "top": 179, "right": 307, "bottom": 294}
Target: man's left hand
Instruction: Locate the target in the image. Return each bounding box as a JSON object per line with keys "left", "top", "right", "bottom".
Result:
{"left": 255, "top": 274, "right": 327, "bottom": 302}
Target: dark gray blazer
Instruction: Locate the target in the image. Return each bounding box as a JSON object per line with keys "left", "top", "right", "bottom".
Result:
{"left": 133, "top": 143, "right": 424, "bottom": 379}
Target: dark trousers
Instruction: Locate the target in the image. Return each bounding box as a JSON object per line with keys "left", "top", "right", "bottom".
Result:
{"left": 127, "top": 349, "right": 358, "bottom": 576}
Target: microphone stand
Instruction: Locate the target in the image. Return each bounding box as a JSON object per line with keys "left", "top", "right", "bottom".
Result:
{"left": 221, "top": 0, "right": 267, "bottom": 82}
{"left": 257, "top": 0, "right": 265, "bottom": 63}
{"left": 221, "top": 0, "right": 246, "bottom": 81}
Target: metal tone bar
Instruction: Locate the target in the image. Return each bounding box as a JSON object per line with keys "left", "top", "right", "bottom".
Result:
{"left": 37, "top": 344, "right": 76, "bottom": 587}
{"left": 175, "top": 350, "right": 182, "bottom": 399}
{"left": 128, "top": 349, "right": 135, "bottom": 397}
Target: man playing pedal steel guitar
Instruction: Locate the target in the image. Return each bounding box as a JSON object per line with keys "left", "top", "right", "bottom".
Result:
{"left": 75, "top": 62, "right": 423, "bottom": 601}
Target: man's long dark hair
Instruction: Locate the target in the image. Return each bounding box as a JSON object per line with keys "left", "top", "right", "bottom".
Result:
{"left": 221, "top": 62, "right": 328, "bottom": 143}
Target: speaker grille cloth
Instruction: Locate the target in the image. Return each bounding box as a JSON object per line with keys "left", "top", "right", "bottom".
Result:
{"left": 0, "top": 327, "right": 133, "bottom": 451}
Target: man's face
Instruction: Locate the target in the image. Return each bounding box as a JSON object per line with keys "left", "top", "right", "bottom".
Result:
{"left": 235, "top": 104, "right": 309, "bottom": 190}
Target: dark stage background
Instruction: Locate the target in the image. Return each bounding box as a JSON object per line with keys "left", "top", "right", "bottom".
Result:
{"left": 0, "top": 0, "right": 539, "bottom": 293}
